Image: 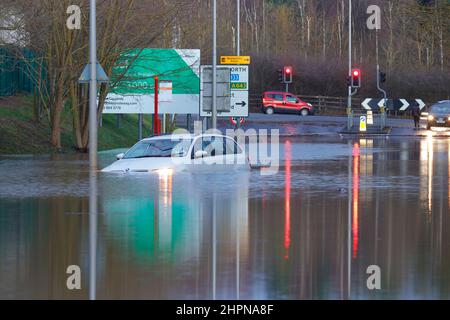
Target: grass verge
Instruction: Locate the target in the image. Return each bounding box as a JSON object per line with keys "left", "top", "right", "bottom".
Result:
{"left": 0, "top": 94, "right": 157, "bottom": 155}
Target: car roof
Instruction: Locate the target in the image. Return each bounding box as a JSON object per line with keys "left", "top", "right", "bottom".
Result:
{"left": 264, "top": 91, "right": 286, "bottom": 94}
{"left": 142, "top": 133, "right": 233, "bottom": 142}
{"left": 142, "top": 134, "right": 193, "bottom": 141}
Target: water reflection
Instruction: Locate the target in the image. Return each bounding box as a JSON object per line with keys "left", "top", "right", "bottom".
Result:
{"left": 89, "top": 170, "right": 97, "bottom": 301}
{"left": 1, "top": 137, "right": 450, "bottom": 299}
{"left": 284, "top": 140, "right": 291, "bottom": 260}
{"left": 352, "top": 143, "right": 360, "bottom": 260}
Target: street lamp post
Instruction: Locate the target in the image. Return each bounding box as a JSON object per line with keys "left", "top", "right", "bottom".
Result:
{"left": 211, "top": 0, "right": 218, "bottom": 130}
{"left": 88, "top": 0, "right": 98, "bottom": 302}
{"left": 237, "top": 0, "right": 240, "bottom": 56}
{"left": 89, "top": 0, "right": 98, "bottom": 170}
{"left": 347, "top": 0, "right": 353, "bottom": 300}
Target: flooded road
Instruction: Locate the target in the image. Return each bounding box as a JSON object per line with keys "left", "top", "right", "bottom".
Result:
{"left": 1, "top": 135, "right": 449, "bottom": 300}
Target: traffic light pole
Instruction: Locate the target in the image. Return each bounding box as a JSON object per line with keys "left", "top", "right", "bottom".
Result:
{"left": 375, "top": 29, "right": 387, "bottom": 129}
{"left": 347, "top": 0, "right": 353, "bottom": 130}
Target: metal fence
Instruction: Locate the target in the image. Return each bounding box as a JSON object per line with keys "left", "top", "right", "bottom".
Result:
{"left": 249, "top": 93, "right": 429, "bottom": 116}
{"left": 249, "top": 94, "right": 369, "bottom": 115}
{"left": 0, "top": 47, "right": 44, "bottom": 96}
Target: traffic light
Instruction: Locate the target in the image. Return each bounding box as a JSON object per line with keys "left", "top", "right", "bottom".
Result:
{"left": 278, "top": 69, "right": 283, "bottom": 83}
{"left": 379, "top": 72, "right": 386, "bottom": 83}
{"left": 351, "top": 68, "right": 361, "bottom": 88}
{"left": 283, "top": 66, "right": 293, "bottom": 84}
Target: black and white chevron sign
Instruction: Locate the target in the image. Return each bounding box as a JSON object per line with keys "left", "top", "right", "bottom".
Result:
{"left": 361, "top": 99, "right": 425, "bottom": 111}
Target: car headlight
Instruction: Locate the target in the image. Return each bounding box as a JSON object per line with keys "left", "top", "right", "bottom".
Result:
{"left": 428, "top": 115, "right": 434, "bottom": 121}
{"left": 307, "top": 103, "right": 313, "bottom": 107}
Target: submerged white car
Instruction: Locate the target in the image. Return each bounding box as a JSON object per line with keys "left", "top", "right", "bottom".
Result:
{"left": 101, "top": 134, "right": 250, "bottom": 173}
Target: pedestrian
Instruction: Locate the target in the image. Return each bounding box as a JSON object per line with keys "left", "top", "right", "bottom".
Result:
{"left": 411, "top": 103, "right": 421, "bottom": 130}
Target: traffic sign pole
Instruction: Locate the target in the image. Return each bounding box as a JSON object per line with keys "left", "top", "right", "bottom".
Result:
{"left": 138, "top": 114, "right": 143, "bottom": 140}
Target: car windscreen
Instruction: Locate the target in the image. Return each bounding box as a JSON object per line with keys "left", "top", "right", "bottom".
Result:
{"left": 124, "top": 139, "right": 192, "bottom": 159}
{"left": 430, "top": 103, "right": 450, "bottom": 114}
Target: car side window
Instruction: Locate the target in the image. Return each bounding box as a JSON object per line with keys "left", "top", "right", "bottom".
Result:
{"left": 191, "top": 136, "right": 225, "bottom": 158}
{"left": 274, "top": 94, "right": 284, "bottom": 101}
{"left": 266, "top": 94, "right": 275, "bottom": 99}
{"left": 225, "top": 138, "right": 243, "bottom": 155}
{"left": 207, "top": 136, "right": 224, "bottom": 156}
{"left": 286, "top": 95, "right": 297, "bottom": 103}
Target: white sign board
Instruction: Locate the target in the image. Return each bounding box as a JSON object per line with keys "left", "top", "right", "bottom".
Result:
{"left": 200, "top": 65, "right": 249, "bottom": 118}
{"left": 229, "top": 66, "right": 249, "bottom": 118}
{"left": 159, "top": 81, "right": 173, "bottom": 102}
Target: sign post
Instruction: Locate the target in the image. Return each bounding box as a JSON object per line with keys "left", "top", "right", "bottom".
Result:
{"left": 154, "top": 76, "right": 159, "bottom": 135}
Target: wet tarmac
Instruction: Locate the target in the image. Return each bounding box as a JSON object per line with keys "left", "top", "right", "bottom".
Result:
{"left": 0, "top": 135, "right": 449, "bottom": 299}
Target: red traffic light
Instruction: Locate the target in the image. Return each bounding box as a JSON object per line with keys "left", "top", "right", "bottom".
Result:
{"left": 351, "top": 68, "right": 361, "bottom": 88}
{"left": 283, "top": 66, "right": 293, "bottom": 83}
{"left": 284, "top": 66, "right": 293, "bottom": 73}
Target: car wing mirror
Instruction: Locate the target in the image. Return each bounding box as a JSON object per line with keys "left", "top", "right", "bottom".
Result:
{"left": 116, "top": 153, "right": 125, "bottom": 160}
{"left": 194, "top": 150, "right": 208, "bottom": 159}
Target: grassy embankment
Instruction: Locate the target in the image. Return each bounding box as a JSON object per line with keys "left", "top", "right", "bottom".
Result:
{"left": 0, "top": 95, "right": 156, "bottom": 154}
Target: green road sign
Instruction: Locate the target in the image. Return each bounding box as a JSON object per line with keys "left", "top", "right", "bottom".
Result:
{"left": 103, "top": 49, "right": 200, "bottom": 114}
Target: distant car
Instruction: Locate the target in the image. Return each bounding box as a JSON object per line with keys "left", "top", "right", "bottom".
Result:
{"left": 426, "top": 100, "right": 450, "bottom": 130}
{"left": 262, "top": 91, "right": 315, "bottom": 116}
{"left": 101, "top": 134, "right": 250, "bottom": 173}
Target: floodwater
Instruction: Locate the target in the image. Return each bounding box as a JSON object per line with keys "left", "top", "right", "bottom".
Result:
{"left": 0, "top": 135, "right": 449, "bottom": 300}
